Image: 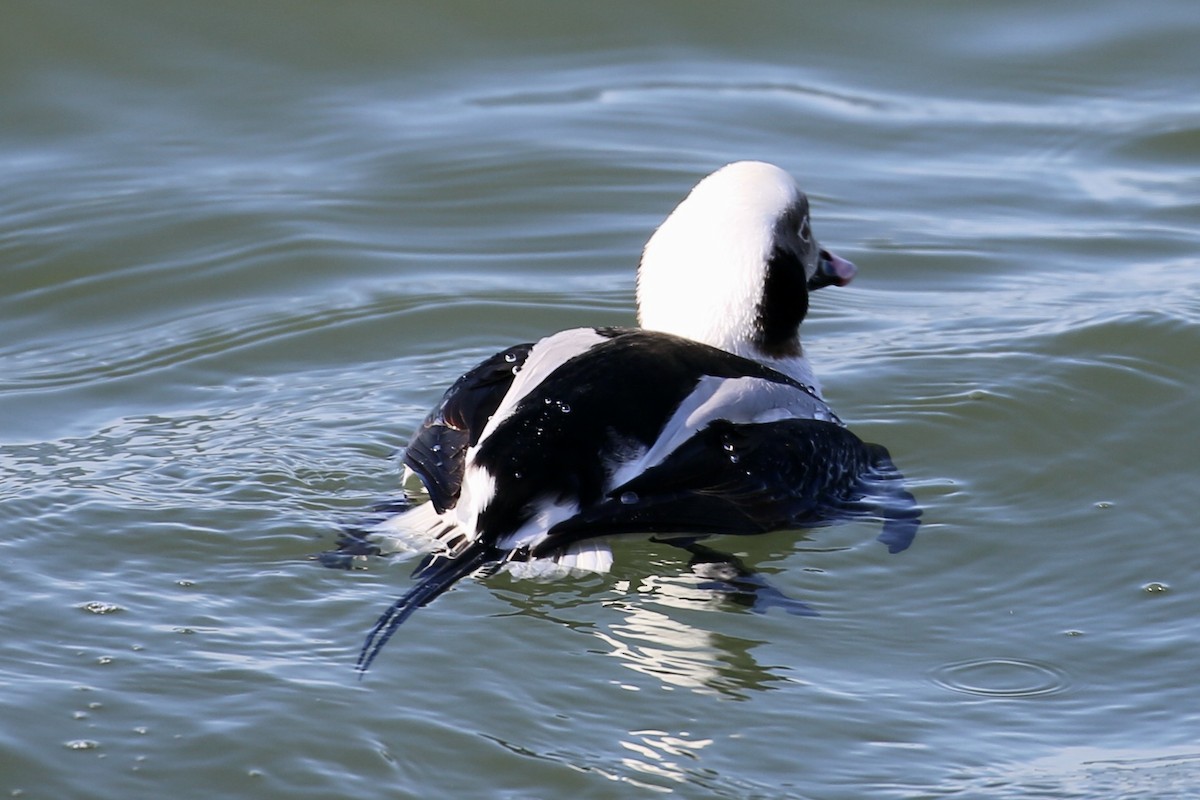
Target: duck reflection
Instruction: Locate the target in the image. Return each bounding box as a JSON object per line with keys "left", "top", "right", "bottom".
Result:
{"left": 497, "top": 538, "right": 821, "bottom": 698}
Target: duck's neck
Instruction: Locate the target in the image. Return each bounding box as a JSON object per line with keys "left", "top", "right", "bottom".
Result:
{"left": 735, "top": 344, "right": 822, "bottom": 397}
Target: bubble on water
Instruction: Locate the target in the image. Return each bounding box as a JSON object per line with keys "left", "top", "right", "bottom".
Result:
{"left": 1142, "top": 581, "right": 1169, "bottom": 594}
{"left": 64, "top": 740, "right": 100, "bottom": 751}
{"left": 81, "top": 601, "right": 121, "bottom": 615}
{"left": 619, "top": 491, "right": 639, "bottom": 505}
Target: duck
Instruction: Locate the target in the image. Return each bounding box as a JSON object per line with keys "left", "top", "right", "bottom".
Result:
{"left": 345, "top": 161, "right": 919, "bottom": 672}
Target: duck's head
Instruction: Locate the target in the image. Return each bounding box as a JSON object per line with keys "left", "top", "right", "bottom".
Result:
{"left": 636, "top": 161, "right": 856, "bottom": 362}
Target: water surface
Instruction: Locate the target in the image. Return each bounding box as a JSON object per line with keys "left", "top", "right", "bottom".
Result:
{"left": 2, "top": 2, "right": 1199, "bottom": 798}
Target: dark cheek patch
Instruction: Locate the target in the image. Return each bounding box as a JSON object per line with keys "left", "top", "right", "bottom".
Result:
{"left": 753, "top": 245, "right": 809, "bottom": 357}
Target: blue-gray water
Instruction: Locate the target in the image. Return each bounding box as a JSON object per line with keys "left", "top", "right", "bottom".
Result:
{"left": 2, "top": 2, "right": 1199, "bottom": 798}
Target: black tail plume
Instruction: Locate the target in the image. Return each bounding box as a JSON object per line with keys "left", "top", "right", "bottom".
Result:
{"left": 356, "top": 540, "right": 501, "bottom": 674}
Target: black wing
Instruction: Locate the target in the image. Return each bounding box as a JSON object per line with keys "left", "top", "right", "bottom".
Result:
{"left": 535, "top": 418, "right": 920, "bottom": 556}
{"left": 403, "top": 343, "right": 533, "bottom": 512}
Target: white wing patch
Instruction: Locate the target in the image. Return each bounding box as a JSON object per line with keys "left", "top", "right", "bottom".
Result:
{"left": 607, "top": 375, "right": 836, "bottom": 490}
{"left": 497, "top": 497, "right": 581, "bottom": 551}
{"left": 502, "top": 540, "right": 615, "bottom": 578}
{"left": 474, "top": 327, "right": 606, "bottom": 444}
{"left": 365, "top": 501, "right": 615, "bottom": 576}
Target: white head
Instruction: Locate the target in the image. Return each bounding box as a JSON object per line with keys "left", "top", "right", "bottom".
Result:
{"left": 636, "top": 161, "right": 855, "bottom": 369}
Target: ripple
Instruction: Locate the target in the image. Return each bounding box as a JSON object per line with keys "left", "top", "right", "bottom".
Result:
{"left": 969, "top": 745, "right": 1200, "bottom": 799}
{"left": 931, "top": 657, "right": 1071, "bottom": 698}
{"left": 469, "top": 77, "right": 885, "bottom": 116}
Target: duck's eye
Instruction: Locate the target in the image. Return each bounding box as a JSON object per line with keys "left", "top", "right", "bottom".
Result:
{"left": 798, "top": 218, "right": 811, "bottom": 243}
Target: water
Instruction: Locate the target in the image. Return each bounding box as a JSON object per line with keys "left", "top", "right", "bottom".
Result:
{"left": 2, "top": 1, "right": 1199, "bottom": 797}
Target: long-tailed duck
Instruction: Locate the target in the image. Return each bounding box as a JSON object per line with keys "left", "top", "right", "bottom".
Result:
{"left": 344, "top": 161, "right": 919, "bottom": 672}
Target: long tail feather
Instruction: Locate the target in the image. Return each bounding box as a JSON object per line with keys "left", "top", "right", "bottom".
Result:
{"left": 356, "top": 541, "right": 501, "bottom": 674}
